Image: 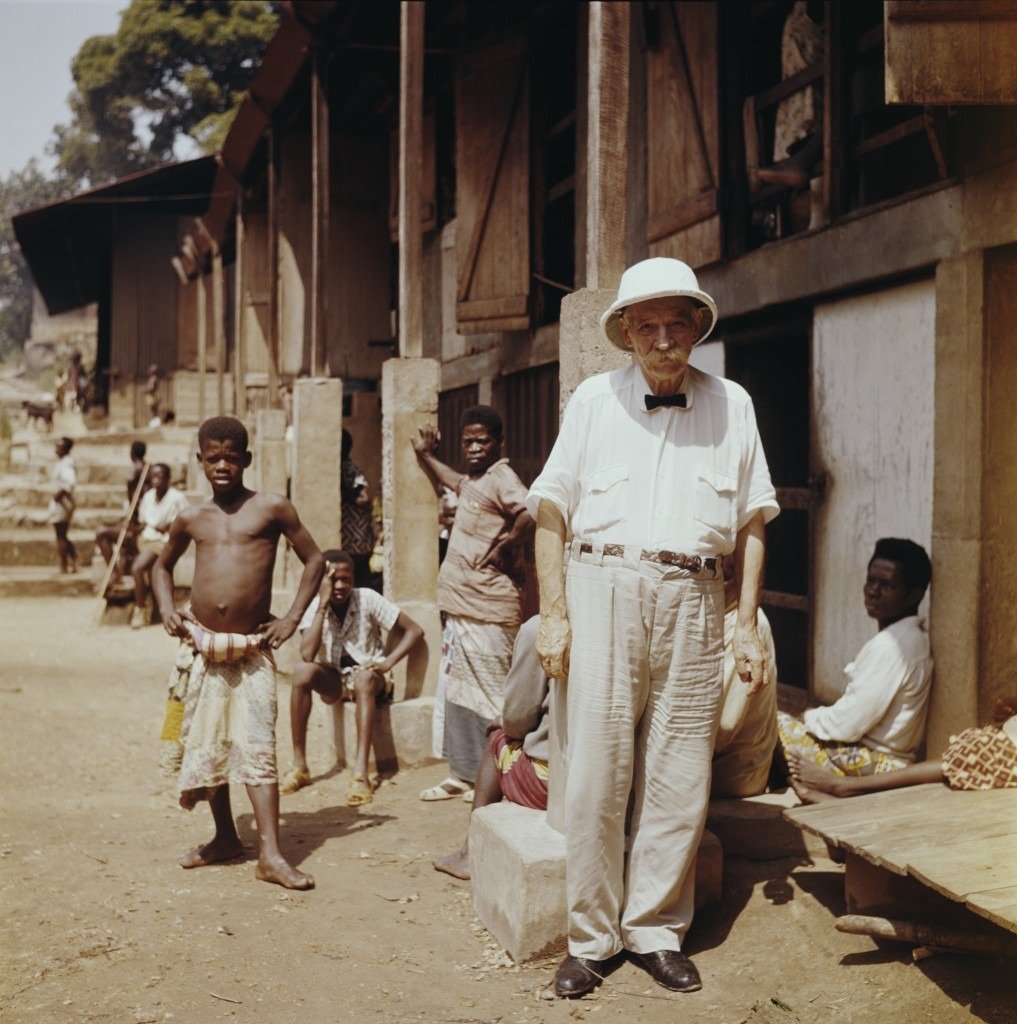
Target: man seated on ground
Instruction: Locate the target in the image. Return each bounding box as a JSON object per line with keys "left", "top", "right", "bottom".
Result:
{"left": 283, "top": 549, "right": 423, "bottom": 806}
{"left": 790, "top": 697, "right": 1017, "bottom": 800}
{"left": 713, "top": 561, "right": 778, "bottom": 798}
{"left": 432, "top": 615, "right": 549, "bottom": 880}
{"left": 778, "top": 537, "right": 933, "bottom": 780}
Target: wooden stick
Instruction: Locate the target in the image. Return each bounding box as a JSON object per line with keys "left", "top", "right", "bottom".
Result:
{"left": 836, "top": 915, "right": 1017, "bottom": 957}
{"left": 93, "top": 460, "right": 151, "bottom": 624}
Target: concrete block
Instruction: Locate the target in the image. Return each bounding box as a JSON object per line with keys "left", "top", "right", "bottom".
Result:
{"left": 470, "top": 803, "right": 568, "bottom": 964}
{"left": 336, "top": 696, "right": 438, "bottom": 775}
{"left": 558, "top": 287, "right": 629, "bottom": 410}
{"left": 707, "top": 790, "right": 823, "bottom": 862}
{"left": 470, "top": 802, "right": 723, "bottom": 964}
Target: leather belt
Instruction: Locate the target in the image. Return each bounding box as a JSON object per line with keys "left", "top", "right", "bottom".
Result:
{"left": 578, "top": 542, "right": 718, "bottom": 575}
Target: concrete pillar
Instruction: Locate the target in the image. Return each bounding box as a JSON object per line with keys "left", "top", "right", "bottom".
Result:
{"left": 928, "top": 254, "right": 983, "bottom": 756}
{"left": 546, "top": 287, "right": 630, "bottom": 834}
{"left": 382, "top": 356, "right": 442, "bottom": 700}
{"left": 256, "top": 408, "right": 289, "bottom": 590}
{"left": 291, "top": 377, "right": 343, "bottom": 557}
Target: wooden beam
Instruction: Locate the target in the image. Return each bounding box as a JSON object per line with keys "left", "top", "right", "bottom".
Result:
{"left": 196, "top": 273, "right": 207, "bottom": 424}
{"left": 887, "top": 1, "right": 1017, "bottom": 21}
{"left": 398, "top": 1, "right": 424, "bottom": 359}
{"left": 586, "top": 1, "right": 630, "bottom": 290}
{"left": 267, "top": 128, "right": 280, "bottom": 405}
{"left": 212, "top": 248, "right": 226, "bottom": 416}
{"left": 233, "top": 188, "right": 246, "bottom": 417}
{"left": 311, "top": 47, "right": 330, "bottom": 377}
{"left": 646, "top": 189, "right": 718, "bottom": 244}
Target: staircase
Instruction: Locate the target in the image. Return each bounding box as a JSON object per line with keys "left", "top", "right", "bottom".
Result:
{"left": 0, "top": 425, "right": 200, "bottom": 603}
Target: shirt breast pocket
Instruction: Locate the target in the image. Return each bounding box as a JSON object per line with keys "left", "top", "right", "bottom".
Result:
{"left": 580, "top": 463, "right": 628, "bottom": 533}
{"left": 692, "top": 464, "right": 737, "bottom": 545}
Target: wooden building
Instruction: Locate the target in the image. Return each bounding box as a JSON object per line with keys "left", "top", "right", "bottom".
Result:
{"left": 18, "top": 1, "right": 1017, "bottom": 750}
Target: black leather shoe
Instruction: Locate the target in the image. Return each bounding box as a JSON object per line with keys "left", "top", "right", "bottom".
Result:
{"left": 553, "top": 955, "right": 606, "bottom": 998}
{"left": 630, "top": 949, "right": 702, "bottom": 992}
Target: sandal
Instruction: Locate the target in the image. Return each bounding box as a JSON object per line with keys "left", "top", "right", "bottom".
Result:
{"left": 419, "top": 777, "right": 471, "bottom": 801}
{"left": 461, "top": 788, "right": 475, "bottom": 803}
{"left": 346, "top": 773, "right": 373, "bottom": 807}
{"left": 280, "top": 766, "right": 312, "bottom": 795}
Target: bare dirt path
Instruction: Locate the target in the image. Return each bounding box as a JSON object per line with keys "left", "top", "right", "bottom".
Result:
{"left": 1, "top": 596, "right": 1010, "bottom": 1024}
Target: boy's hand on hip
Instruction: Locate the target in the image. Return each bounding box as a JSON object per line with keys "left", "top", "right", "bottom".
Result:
{"left": 160, "top": 607, "right": 190, "bottom": 641}
{"left": 258, "top": 616, "right": 297, "bottom": 649}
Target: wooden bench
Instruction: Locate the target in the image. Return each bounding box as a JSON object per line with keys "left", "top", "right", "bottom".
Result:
{"left": 784, "top": 783, "right": 1017, "bottom": 936}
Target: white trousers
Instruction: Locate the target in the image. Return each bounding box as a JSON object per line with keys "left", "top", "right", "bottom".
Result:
{"left": 563, "top": 543, "right": 724, "bottom": 959}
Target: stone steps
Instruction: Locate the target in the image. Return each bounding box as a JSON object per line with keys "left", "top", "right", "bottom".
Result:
{"left": 0, "top": 530, "right": 97, "bottom": 567}
{"left": 0, "top": 566, "right": 97, "bottom": 598}
{"left": 1, "top": 480, "right": 131, "bottom": 509}
{"left": 18, "top": 462, "right": 189, "bottom": 486}
{"left": 0, "top": 506, "right": 125, "bottom": 531}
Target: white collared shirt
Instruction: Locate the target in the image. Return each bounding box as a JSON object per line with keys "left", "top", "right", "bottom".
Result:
{"left": 527, "top": 364, "right": 779, "bottom": 556}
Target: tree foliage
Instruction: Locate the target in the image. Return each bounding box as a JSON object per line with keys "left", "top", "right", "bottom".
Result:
{"left": 0, "top": 162, "right": 71, "bottom": 359}
{"left": 53, "top": 0, "right": 278, "bottom": 188}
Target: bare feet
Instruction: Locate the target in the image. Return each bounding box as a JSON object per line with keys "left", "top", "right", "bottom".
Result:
{"left": 179, "top": 837, "right": 245, "bottom": 869}
{"left": 432, "top": 849, "right": 471, "bottom": 880}
{"left": 255, "top": 854, "right": 315, "bottom": 890}
{"left": 788, "top": 752, "right": 851, "bottom": 801}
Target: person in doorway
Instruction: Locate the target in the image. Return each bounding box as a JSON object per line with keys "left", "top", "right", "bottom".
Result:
{"left": 777, "top": 538, "right": 933, "bottom": 778}
{"left": 412, "top": 406, "right": 533, "bottom": 801}
{"left": 49, "top": 436, "right": 78, "bottom": 574}
{"left": 528, "top": 257, "right": 779, "bottom": 997}
{"left": 282, "top": 549, "right": 423, "bottom": 804}
{"left": 129, "top": 463, "right": 189, "bottom": 628}
{"left": 432, "top": 615, "right": 550, "bottom": 879}
{"left": 152, "top": 415, "right": 324, "bottom": 890}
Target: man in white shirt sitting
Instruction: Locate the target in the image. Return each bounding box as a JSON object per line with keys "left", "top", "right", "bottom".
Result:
{"left": 778, "top": 537, "right": 933, "bottom": 782}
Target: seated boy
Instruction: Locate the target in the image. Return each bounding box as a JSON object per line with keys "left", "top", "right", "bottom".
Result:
{"left": 712, "top": 560, "right": 778, "bottom": 798}
{"left": 778, "top": 537, "right": 933, "bottom": 778}
{"left": 95, "top": 440, "right": 148, "bottom": 586}
{"left": 282, "top": 549, "right": 423, "bottom": 806}
{"left": 432, "top": 615, "right": 550, "bottom": 880}
{"left": 153, "top": 415, "right": 324, "bottom": 890}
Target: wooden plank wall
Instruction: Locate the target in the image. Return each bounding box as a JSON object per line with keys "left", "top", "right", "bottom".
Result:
{"left": 327, "top": 134, "right": 392, "bottom": 381}
{"left": 278, "top": 130, "right": 313, "bottom": 377}
{"left": 811, "top": 280, "right": 935, "bottom": 703}
{"left": 240, "top": 210, "right": 272, "bottom": 378}
{"left": 645, "top": 2, "right": 721, "bottom": 268}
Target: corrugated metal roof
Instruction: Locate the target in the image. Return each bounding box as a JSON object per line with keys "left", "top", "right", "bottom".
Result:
{"left": 13, "top": 156, "right": 218, "bottom": 315}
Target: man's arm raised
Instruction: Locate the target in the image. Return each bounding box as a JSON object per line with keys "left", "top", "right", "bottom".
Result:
{"left": 732, "top": 511, "right": 767, "bottom": 694}
{"left": 259, "top": 496, "right": 325, "bottom": 648}
{"left": 411, "top": 423, "right": 466, "bottom": 494}
{"left": 534, "top": 499, "right": 570, "bottom": 680}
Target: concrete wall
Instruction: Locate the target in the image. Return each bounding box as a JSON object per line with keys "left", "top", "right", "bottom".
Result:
{"left": 811, "top": 279, "right": 935, "bottom": 703}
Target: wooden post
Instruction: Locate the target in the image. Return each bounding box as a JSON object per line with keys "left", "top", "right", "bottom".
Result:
{"left": 267, "top": 128, "right": 280, "bottom": 405}
{"left": 585, "top": 1, "right": 630, "bottom": 289}
{"left": 311, "top": 47, "right": 331, "bottom": 377}
{"left": 398, "top": 0, "right": 425, "bottom": 358}
{"left": 196, "top": 272, "right": 207, "bottom": 423}
{"left": 233, "top": 188, "right": 246, "bottom": 417}
{"left": 212, "top": 247, "right": 226, "bottom": 416}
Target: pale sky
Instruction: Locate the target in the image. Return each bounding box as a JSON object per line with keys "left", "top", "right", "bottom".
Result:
{"left": 0, "top": 0, "right": 128, "bottom": 177}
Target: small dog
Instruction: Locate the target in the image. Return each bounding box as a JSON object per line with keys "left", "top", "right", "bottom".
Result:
{"left": 23, "top": 400, "right": 55, "bottom": 432}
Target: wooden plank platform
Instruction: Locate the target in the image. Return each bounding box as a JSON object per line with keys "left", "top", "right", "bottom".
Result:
{"left": 784, "top": 783, "right": 1017, "bottom": 934}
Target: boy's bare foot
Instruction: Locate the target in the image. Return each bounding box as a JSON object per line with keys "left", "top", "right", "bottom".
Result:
{"left": 255, "top": 854, "right": 315, "bottom": 890}
{"left": 432, "top": 849, "right": 471, "bottom": 880}
{"left": 179, "top": 837, "right": 245, "bottom": 869}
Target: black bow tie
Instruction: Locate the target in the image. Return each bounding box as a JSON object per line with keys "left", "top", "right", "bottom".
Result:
{"left": 645, "top": 393, "right": 687, "bottom": 411}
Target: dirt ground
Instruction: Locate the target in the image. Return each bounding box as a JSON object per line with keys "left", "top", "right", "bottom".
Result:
{"left": 1, "top": 596, "right": 1011, "bottom": 1024}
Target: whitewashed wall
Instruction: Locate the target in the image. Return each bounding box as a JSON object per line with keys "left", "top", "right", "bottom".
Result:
{"left": 812, "top": 279, "right": 935, "bottom": 702}
{"left": 689, "top": 338, "right": 725, "bottom": 377}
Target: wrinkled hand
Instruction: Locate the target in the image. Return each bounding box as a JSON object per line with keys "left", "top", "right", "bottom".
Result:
{"left": 160, "top": 605, "right": 195, "bottom": 641}
{"left": 412, "top": 423, "right": 440, "bottom": 456}
{"left": 537, "top": 612, "right": 571, "bottom": 680}
{"left": 258, "top": 616, "right": 297, "bottom": 650}
{"left": 733, "top": 621, "right": 766, "bottom": 695}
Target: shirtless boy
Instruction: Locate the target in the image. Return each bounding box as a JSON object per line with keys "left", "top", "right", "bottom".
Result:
{"left": 153, "top": 416, "right": 324, "bottom": 890}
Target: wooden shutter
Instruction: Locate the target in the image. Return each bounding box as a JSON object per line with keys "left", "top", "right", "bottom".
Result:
{"left": 455, "top": 37, "right": 530, "bottom": 334}
{"left": 886, "top": 1, "right": 1017, "bottom": 104}
{"left": 645, "top": 3, "right": 721, "bottom": 268}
